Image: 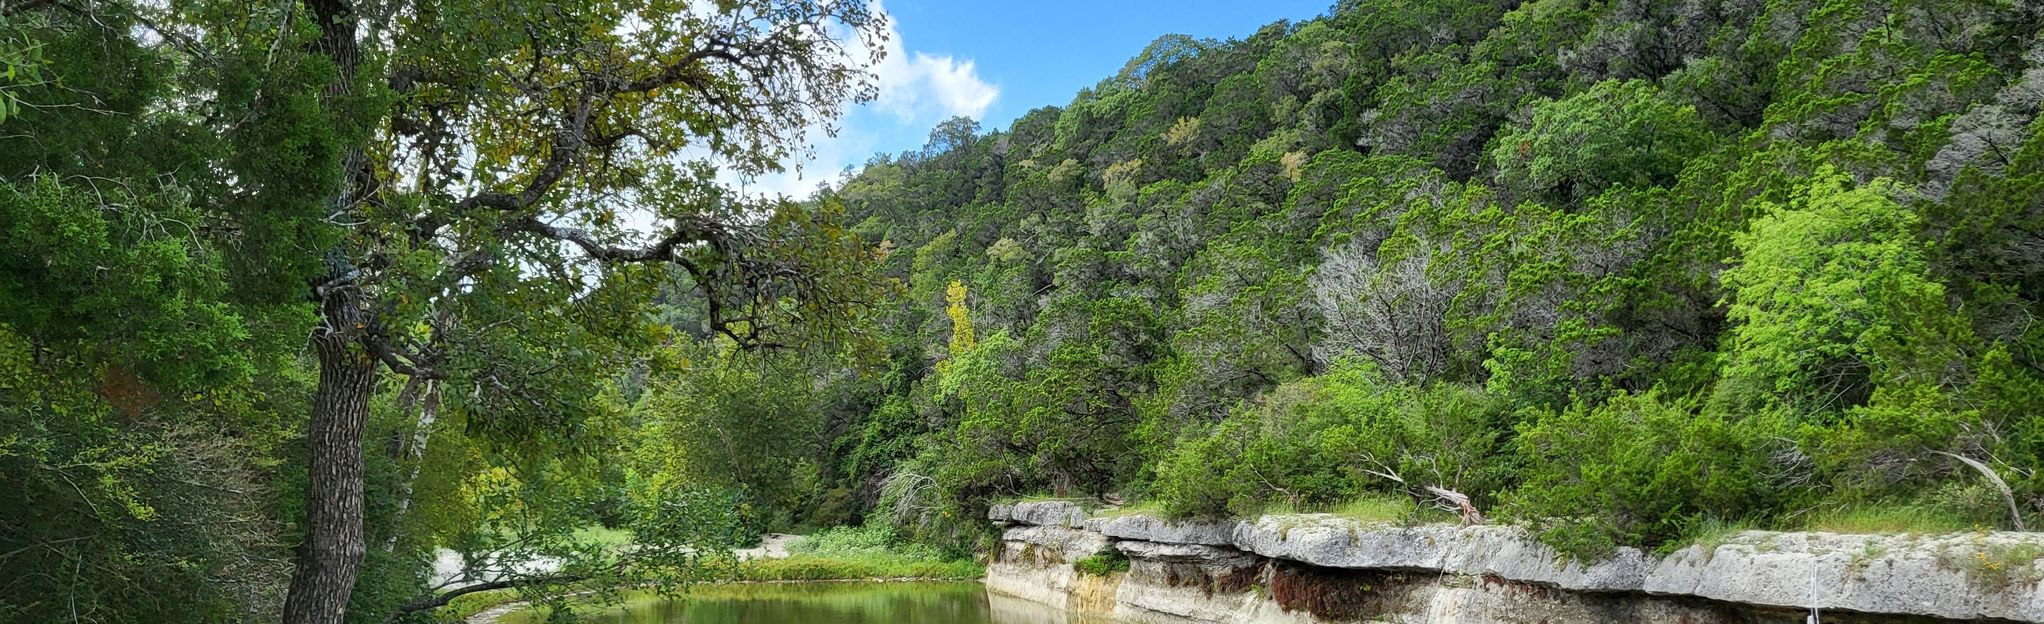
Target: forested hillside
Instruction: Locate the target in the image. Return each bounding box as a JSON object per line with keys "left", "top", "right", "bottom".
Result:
{"left": 759, "top": 0, "right": 2044, "bottom": 557}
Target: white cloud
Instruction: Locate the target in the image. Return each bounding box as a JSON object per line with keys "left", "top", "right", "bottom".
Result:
{"left": 855, "top": 0, "right": 1000, "bottom": 122}
{"left": 871, "top": 46, "right": 1000, "bottom": 122}
{"left": 722, "top": 0, "right": 999, "bottom": 199}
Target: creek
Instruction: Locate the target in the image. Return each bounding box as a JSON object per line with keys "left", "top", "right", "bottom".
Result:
{"left": 498, "top": 581, "right": 1114, "bottom": 624}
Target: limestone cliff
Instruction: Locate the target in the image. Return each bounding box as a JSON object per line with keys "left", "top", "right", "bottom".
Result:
{"left": 987, "top": 501, "right": 2044, "bottom": 623}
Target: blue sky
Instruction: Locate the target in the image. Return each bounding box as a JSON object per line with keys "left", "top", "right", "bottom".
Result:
{"left": 733, "top": 0, "right": 1332, "bottom": 198}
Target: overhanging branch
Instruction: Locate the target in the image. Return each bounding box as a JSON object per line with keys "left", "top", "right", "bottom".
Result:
{"left": 365, "top": 332, "right": 445, "bottom": 380}
{"left": 382, "top": 573, "right": 584, "bottom": 624}
{"left": 507, "top": 214, "right": 726, "bottom": 264}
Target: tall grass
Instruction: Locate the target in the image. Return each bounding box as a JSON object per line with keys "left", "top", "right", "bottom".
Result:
{"left": 1091, "top": 501, "right": 1165, "bottom": 518}
{"left": 739, "top": 556, "right": 981, "bottom": 581}
{"left": 572, "top": 525, "right": 634, "bottom": 548}
{"left": 1254, "top": 493, "right": 1449, "bottom": 524}
{"left": 739, "top": 525, "right": 982, "bottom": 581}
{"left": 1801, "top": 503, "right": 1975, "bottom": 535}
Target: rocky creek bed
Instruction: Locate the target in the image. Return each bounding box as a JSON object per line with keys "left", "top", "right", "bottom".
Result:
{"left": 987, "top": 501, "right": 2044, "bottom": 623}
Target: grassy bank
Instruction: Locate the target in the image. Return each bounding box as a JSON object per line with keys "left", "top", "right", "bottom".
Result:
{"left": 439, "top": 588, "right": 525, "bottom": 622}
{"left": 741, "top": 525, "right": 982, "bottom": 581}
{"left": 431, "top": 526, "right": 981, "bottom": 621}
{"left": 737, "top": 556, "right": 982, "bottom": 581}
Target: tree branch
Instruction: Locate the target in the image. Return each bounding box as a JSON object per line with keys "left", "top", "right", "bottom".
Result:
{"left": 507, "top": 214, "right": 725, "bottom": 264}
{"left": 382, "top": 573, "right": 585, "bottom": 624}
{"left": 430, "top": 22, "right": 840, "bottom": 232}
{"left": 1934, "top": 451, "right": 2027, "bottom": 531}
{"left": 365, "top": 331, "right": 445, "bottom": 380}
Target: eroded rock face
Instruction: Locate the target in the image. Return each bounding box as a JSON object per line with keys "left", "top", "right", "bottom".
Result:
{"left": 986, "top": 541, "right": 1081, "bottom": 611}
{"left": 1004, "top": 500, "right": 1091, "bottom": 529}
{"left": 987, "top": 504, "right": 2044, "bottom": 623}
{"left": 1649, "top": 531, "right": 2044, "bottom": 622}
{"left": 1114, "top": 540, "right": 1255, "bottom": 565}
{"left": 986, "top": 525, "right": 1112, "bottom": 612}
{"left": 1004, "top": 524, "right": 1111, "bottom": 563}
{"left": 1230, "top": 516, "right": 1648, "bottom": 593}
{"left": 1100, "top": 514, "right": 1238, "bottom": 546}
{"left": 1112, "top": 554, "right": 1270, "bottom": 624}
{"left": 1442, "top": 525, "right": 1647, "bottom": 593}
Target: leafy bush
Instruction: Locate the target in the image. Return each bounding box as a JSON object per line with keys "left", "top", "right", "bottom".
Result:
{"left": 1155, "top": 364, "right": 1514, "bottom": 518}
{"left": 790, "top": 525, "right": 941, "bottom": 560}
{"left": 1074, "top": 550, "right": 1130, "bottom": 576}
{"left": 1716, "top": 171, "right": 1967, "bottom": 415}
{"left": 1153, "top": 380, "right": 1360, "bottom": 517}
{"left": 1490, "top": 80, "right": 1710, "bottom": 203}
{"left": 1507, "top": 391, "right": 1773, "bottom": 557}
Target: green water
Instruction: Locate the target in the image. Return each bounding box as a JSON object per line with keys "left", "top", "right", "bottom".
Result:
{"left": 502, "top": 582, "right": 1113, "bottom": 624}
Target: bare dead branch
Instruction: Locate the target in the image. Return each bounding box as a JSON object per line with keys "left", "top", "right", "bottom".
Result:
{"left": 1934, "top": 451, "right": 2027, "bottom": 531}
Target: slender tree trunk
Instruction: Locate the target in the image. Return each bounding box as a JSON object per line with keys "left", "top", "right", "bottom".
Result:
{"left": 386, "top": 380, "right": 439, "bottom": 550}
{"left": 384, "top": 375, "right": 427, "bottom": 459}
{"left": 285, "top": 310, "right": 378, "bottom": 624}
{"left": 285, "top": 2, "right": 372, "bottom": 622}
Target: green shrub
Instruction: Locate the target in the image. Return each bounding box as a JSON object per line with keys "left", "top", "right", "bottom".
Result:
{"left": 1155, "top": 364, "right": 1514, "bottom": 519}
{"left": 1316, "top": 370, "right": 1514, "bottom": 508}
{"left": 1073, "top": 550, "right": 1130, "bottom": 576}
{"left": 1507, "top": 391, "right": 1773, "bottom": 557}
{"left": 1490, "top": 80, "right": 1710, "bottom": 203}
{"left": 791, "top": 525, "right": 953, "bottom": 561}
{"left": 791, "top": 525, "right": 902, "bottom": 556}
{"left": 1153, "top": 380, "right": 1358, "bottom": 518}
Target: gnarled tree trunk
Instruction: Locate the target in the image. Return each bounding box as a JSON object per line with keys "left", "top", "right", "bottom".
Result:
{"left": 285, "top": 1, "right": 372, "bottom": 621}
{"left": 285, "top": 306, "right": 378, "bottom": 624}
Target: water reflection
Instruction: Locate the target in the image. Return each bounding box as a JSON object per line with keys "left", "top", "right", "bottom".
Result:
{"left": 987, "top": 592, "right": 1118, "bottom": 624}
{"left": 501, "top": 581, "right": 1117, "bottom": 624}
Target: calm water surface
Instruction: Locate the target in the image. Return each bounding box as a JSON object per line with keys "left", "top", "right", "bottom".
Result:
{"left": 503, "top": 581, "right": 1115, "bottom": 624}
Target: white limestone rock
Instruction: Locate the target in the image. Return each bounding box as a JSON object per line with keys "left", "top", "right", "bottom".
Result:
{"left": 1116, "top": 540, "right": 1258, "bottom": 566}
{"left": 1229, "top": 515, "right": 1455, "bottom": 570}
{"left": 1009, "top": 500, "right": 1091, "bottom": 528}
{"left": 1003, "top": 524, "right": 1111, "bottom": 562}
{"left": 1099, "top": 514, "right": 1240, "bottom": 546}
{"left": 994, "top": 509, "right": 2044, "bottom": 623}
{"left": 1442, "top": 525, "right": 1649, "bottom": 592}
{"left": 1647, "top": 530, "right": 2044, "bottom": 622}
{"left": 1226, "top": 515, "right": 1648, "bottom": 593}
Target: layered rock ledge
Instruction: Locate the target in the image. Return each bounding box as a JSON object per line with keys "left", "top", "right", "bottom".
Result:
{"left": 987, "top": 501, "right": 2044, "bottom": 623}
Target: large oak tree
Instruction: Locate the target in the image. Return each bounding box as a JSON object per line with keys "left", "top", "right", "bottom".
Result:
{"left": 135, "top": 1, "right": 891, "bottom": 621}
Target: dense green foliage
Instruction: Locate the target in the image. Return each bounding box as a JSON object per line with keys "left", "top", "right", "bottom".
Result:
{"left": 774, "top": 0, "right": 2044, "bottom": 558}
{"left": 1, "top": 0, "right": 883, "bottom": 622}
{"left": 5, "top": 0, "right": 2044, "bottom": 619}
{"left": 0, "top": 7, "right": 310, "bottom": 620}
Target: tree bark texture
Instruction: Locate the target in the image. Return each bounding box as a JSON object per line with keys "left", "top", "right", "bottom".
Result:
{"left": 285, "top": 0, "right": 372, "bottom": 621}
{"left": 284, "top": 310, "right": 378, "bottom": 624}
